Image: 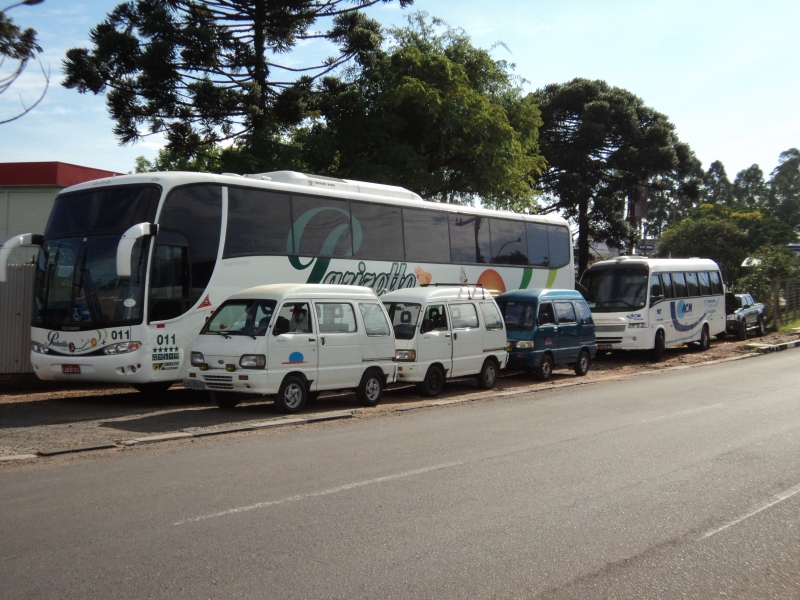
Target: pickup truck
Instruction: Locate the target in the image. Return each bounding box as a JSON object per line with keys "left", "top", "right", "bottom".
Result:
{"left": 723, "top": 293, "right": 766, "bottom": 340}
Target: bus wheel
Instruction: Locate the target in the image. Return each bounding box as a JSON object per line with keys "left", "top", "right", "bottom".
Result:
{"left": 417, "top": 365, "right": 445, "bottom": 398}
{"left": 477, "top": 358, "right": 498, "bottom": 390}
{"left": 210, "top": 391, "right": 239, "bottom": 409}
{"left": 276, "top": 376, "right": 306, "bottom": 413}
{"left": 574, "top": 350, "right": 591, "bottom": 376}
{"left": 697, "top": 325, "right": 711, "bottom": 351}
{"left": 357, "top": 370, "right": 384, "bottom": 407}
{"left": 534, "top": 355, "right": 553, "bottom": 382}
{"left": 133, "top": 382, "right": 173, "bottom": 394}
{"left": 650, "top": 330, "right": 666, "bottom": 362}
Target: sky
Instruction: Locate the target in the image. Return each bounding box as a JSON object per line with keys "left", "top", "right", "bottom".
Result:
{"left": 1, "top": 0, "right": 798, "bottom": 180}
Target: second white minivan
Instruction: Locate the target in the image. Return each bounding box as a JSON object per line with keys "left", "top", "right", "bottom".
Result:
{"left": 381, "top": 285, "right": 508, "bottom": 397}
{"left": 185, "top": 284, "right": 396, "bottom": 412}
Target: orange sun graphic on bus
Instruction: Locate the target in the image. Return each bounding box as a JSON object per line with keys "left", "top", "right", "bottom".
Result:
{"left": 477, "top": 269, "right": 506, "bottom": 294}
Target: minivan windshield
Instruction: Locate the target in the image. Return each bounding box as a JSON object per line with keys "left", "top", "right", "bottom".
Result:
{"left": 383, "top": 302, "right": 421, "bottom": 340}
{"left": 201, "top": 300, "right": 277, "bottom": 337}
{"left": 497, "top": 301, "right": 537, "bottom": 331}
{"left": 580, "top": 265, "right": 649, "bottom": 312}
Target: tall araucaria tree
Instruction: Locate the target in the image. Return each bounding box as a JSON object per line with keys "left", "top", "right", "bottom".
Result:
{"left": 63, "top": 0, "right": 412, "bottom": 157}
{"left": 533, "top": 78, "right": 701, "bottom": 275}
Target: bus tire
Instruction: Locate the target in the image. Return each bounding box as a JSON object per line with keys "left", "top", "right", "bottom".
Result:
{"left": 275, "top": 375, "right": 306, "bottom": 413}
{"left": 417, "top": 365, "right": 445, "bottom": 398}
{"left": 697, "top": 324, "right": 711, "bottom": 351}
{"left": 357, "top": 370, "right": 383, "bottom": 407}
{"left": 477, "top": 358, "right": 498, "bottom": 390}
{"left": 574, "top": 350, "right": 591, "bottom": 376}
{"left": 737, "top": 319, "right": 747, "bottom": 341}
{"left": 534, "top": 354, "right": 553, "bottom": 382}
{"left": 210, "top": 391, "right": 239, "bottom": 409}
{"left": 133, "top": 381, "right": 173, "bottom": 394}
{"left": 650, "top": 330, "right": 666, "bottom": 362}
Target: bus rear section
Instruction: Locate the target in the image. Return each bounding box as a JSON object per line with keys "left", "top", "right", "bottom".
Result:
{"left": 580, "top": 257, "right": 726, "bottom": 360}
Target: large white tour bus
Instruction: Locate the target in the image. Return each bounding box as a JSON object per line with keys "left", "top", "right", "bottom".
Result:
{"left": 579, "top": 257, "right": 726, "bottom": 360}
{"left": 0, "top": 170, "right": 574, "bottom": 391}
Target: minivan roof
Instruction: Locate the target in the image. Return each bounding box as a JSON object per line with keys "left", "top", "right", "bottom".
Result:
{"left": 495, "top": 288, "right": 585, "bottom": 303}
{"left": 228, "top": 283, "right": 379, "bottom": 301}
{"left": 381, "top": 285, "right": 494, "bottom": 303}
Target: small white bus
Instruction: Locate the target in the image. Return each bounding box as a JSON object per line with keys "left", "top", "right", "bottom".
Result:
{"left": 0, "top": 170, "right": 574, "bottom": 391}
{"left": 579, "top": 257, "right": 726, "bottom": 360}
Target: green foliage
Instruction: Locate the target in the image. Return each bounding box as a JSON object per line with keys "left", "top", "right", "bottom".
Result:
{"left": 1, "top": 4, "right": 47, "bottom": 124}
{"left": 732, "top": 246, "right": 800, "bottom": 323}
{"left": 289, "top": 13, "right": 545, "bottom": 210}
{"left": 134, "top": 145, "right": 222, "bottom": 173}
{"left": 657, "top": 203, "right": 796, "bottom": 282}
{"left": 533, "top": 78, "right": 702, "bottom": 274}
{"left": 732, "top": 164, "right": 767, "bottom": 208}
{"left": 63, "top": 0, "right": 412, "bottom": 157}
{"left": 766, "top": 148, "right": 800, "bottom": 230}
{"left": 701, "top": 160, "right": 733, "bottom": 205}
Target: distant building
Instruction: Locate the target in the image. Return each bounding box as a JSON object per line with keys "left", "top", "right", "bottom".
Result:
{"left": 0, "top": 161, "right": 122, "bottom": 263}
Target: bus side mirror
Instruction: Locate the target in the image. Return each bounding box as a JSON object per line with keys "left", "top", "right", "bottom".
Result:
{"left": 116, "top": 223, "right": 158, "bottom": 278}
{"left": 0, "top": 233, "right": 43, "bottom": 282}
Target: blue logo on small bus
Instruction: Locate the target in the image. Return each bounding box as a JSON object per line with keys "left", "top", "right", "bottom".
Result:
{"left": 677, "top": 301, "right": 693, "bottom": 318}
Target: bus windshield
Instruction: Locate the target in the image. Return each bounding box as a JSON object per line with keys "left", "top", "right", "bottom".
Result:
{"left": 580, "top": 265, "right": 649, "bottom": 312}
{"left": 33, "top": 185, "right": 160, "bottom": 329}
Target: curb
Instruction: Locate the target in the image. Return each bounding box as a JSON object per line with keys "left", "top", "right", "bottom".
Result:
{"left": 2, "top": 341, "right": 796, "bottom": 463}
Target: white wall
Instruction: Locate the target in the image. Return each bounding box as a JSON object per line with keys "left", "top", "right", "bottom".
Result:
{"left": 0, "top": 185, "right": 61, "bottom": 263}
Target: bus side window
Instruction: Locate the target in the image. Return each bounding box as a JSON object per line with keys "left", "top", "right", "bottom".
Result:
{"left": 672, "top": 272, "right": 688, "bottom": 298}
{"left": 698, "top": 272, "right": 712, "bottom": 295}
{"left": 650, "top": 274, "right": 664, "bottom": 305}
{"left": 661, "top": 272, "right": 675, "bottom": 299}
{"left": 709, "top": 271, "right": 723, "bottom": 295}
{"left": 685, "top": 272, "right": 700, "bottom": 296}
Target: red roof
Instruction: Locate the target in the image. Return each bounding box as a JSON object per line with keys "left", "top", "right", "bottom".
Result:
{"left": 0, "top": 162, "right": 123, "bottom": 187}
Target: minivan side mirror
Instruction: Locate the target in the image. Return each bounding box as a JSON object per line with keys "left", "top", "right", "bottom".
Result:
{"left": 273, "top": 316, "right": 290, "bottom": 336}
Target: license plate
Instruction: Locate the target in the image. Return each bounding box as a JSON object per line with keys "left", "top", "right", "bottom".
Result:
{"left": 62, "top": 364, "right": 81, "bottom": 374}
{"left": 183, "top": 378, "right": 204, "bottom": 390}
{"left": 598, "top": 344, "right": 612, "bottom": 351}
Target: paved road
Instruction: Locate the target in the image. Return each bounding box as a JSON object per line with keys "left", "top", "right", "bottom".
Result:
{"left": 2, "top": 351, "right": 800, "bottom": 599}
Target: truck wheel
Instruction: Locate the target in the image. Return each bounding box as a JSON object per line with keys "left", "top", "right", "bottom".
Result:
{"left": 650, "top": 330, "right": 666, "bottom": 362}
{"left": 476, "top": 359, "right": 498, "bottom": 390}
{"left": 275, "top": 375, "right": 306, "bottom": 413}
{"left": 210, "top": 391, "right": 239, "bottom": 409}
{"left": 737, "top": 319, "right": 747, "bottom": 341}
{"left": 574, "top": 350, "right": 591, "bottom": 376}
{"left": 357, "top": 370, "right": 383, "bottom": 407}
{"left": 534, "top": 354, "right": 553, "bottom": 382}
{"left": 417, "top": 365, "right": 445, "bottom": 398}
{"left": 757, "top": 317, "right": 766, "bottom": 337}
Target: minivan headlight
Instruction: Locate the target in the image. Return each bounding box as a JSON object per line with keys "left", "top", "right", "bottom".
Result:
{"left": 395, "top": 349, "right": 417, "bottom": 362}
{"left": 103, "top": 341, "right": 142, "bottom": 355}
{"left": 191, "top": 351, "right": 205, "bottom": 365}
{"left": 239, "top": 354, "right": 266, "bottom": 369}
{"left": 514, "top": 340, "right": 535, "bottom": 349}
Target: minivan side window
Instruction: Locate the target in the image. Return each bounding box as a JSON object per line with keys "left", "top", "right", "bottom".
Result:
{"left": 479, "top": 302, "right": 504, "bottom": 331}
{"left": 555, "top": 301, "right": 577, "bottom": 324}
{"left": 575, "top": 300, "right": 593, "bottom": 325}
{"left": 450, "top": 303, "right": 479, "bottom": 329}
{"left": 538, "top": 302, "right": 556, "bottom": 325}
{"left": 315, "top": 302, "right": 357, "bottom": 333}
{"left": 424, "top": 304, "right": 448, "bottom": 331}
{"left": 358, "top": 303, "right": 391, "bottom": 337}
{"left": 276, "top": 302, "right": 313, "bottom": 334}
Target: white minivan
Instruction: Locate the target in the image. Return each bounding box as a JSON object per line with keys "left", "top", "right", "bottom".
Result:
{"left": 381, "top": 285, "right": 508, "bottom": 397}
{"left": 185, "top": 284, "right": 396, "bottom": 412}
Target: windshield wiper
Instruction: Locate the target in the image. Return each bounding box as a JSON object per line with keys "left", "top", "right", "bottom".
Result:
{"left": 225, "top": 330, "right": 257, "bottom": 340}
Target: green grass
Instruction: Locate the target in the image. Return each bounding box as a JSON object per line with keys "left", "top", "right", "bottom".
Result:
{"left": 777, "top": 318, "right": 800, "bottom": 334}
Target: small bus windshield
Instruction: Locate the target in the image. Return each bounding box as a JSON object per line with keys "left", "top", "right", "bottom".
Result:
{"left": 580, "top": 266, "right": 649, "bottom": 312}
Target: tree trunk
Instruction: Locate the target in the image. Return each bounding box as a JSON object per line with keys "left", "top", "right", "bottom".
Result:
{"left": 577, "top": 196, "right": 590, "bottom": 277}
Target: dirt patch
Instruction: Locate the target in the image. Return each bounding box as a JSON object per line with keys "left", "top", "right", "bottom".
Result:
{"left": 2, "top": 331, "right": 797, "bottom": 459}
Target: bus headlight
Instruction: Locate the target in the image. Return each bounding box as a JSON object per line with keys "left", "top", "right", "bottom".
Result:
{"left": 514, "top": 340, "right": 535, "bottom": 349}
{"left": 103, "top": 341, "right": 142, "bottom": 355}
{"left": 627, "top": 323, "right": 648, "bottom": 329}
{"left": 239, "top": 354, "right": 266, "bottom": 369}
{"left": 395, "top": 349, "right": 417, "bottom": 362}
{"left": 31, "top": 342, "right": 51, "bottom": 354}
{"left": 191, "top": 352, "right": 205, "bottom": 366}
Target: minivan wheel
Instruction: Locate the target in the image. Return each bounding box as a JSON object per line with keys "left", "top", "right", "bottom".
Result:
{"left": 417, "top": 365, "right": 445, "bottom": 398}
{"left": 357, "top": 370, "right": 383, "bottom": 407}
{"left": 534, "top": 354, "right": 553, "bottom": 382}
{"left": 210, "top": 390, "right": 239, "bottom": 409}
{"left": 275, "top": 375, "right": 306, "bottom": 413}
{"left": 477, "top": 359, "right": 498, "bottom": 390}
{"left": 650, "top": 329, "right": 666, "bottom": 362}
{"left": 574, "top": 350, "right": 590, "bottom": 376}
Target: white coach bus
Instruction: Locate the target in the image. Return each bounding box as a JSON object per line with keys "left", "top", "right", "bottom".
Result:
{"left": 579, "top": 257, "right": 726, "bottom": 361}
{"left": 0, "top": 170, "right": 573, "bottom": 391}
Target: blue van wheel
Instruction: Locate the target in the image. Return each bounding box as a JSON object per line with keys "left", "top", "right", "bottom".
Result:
{"left": 574, "top": 350, "right": 590, "bottom": 376}
{"left": 534, "top": 354, "right": 553, "bottom": 382}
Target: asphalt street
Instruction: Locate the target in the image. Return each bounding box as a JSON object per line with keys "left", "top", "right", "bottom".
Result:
{"left": 2, "top": 350, "right": 799, "bottom": 599}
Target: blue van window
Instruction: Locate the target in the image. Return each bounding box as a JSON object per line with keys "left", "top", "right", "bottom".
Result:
{"left": 555, "top": 302, "right": 576, "bottom": 324}
{"left": 538, "top": 302, "right": 556, "bottom": 325}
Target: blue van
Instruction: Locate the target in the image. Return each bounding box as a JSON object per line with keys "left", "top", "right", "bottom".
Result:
{"left": 495, "top": 289, "right": 597, "bottom": 381}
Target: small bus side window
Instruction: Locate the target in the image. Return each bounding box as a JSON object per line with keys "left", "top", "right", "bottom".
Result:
{"left": 672, "top": 273, "right": 688, "bottom": 298}
{"left": 661, "top": 273, "right": 675, "bottom": 299}
{"left": 686, "top": 272, "right": 700, "bottom": 296}
{"left": 650, "top": 274, "right": 664, "bottom": 304}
